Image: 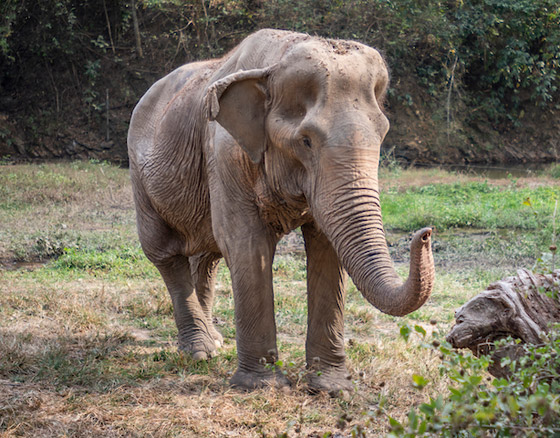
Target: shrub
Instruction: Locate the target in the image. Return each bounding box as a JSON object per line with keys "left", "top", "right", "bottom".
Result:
{"left": 385, "top": 324, "right": 560, "bottom": 437}
{"left": 545, "top": 164, "right": 560, "bottom": 180}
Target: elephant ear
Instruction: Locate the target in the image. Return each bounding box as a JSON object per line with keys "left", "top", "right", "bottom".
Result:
{"left": 206, "top": 67, "right": 274, "bottom": 164}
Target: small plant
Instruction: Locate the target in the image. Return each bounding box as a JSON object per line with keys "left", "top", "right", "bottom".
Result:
{"left": 263, "top": 358, "right": 308, "bottom": 389}
{"left": 544, "top": 164, "right": 560, "bottom": 180}
{"left": 381, "top": 323, "right": 560, "bottom": 437}
{"left": 380, "top": 146, "right": 403, "bottom": 177}
{"left": 32, "top": 234, "right": 71, "bottom": 260}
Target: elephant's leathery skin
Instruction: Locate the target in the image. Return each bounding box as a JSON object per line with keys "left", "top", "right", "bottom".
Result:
{"left": 128, "top": 29, "right": 435, "bottom": 394}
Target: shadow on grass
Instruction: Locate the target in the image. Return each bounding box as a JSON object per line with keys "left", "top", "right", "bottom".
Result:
{"left": 0, "top": 327, "right": 235, "bottom": 395}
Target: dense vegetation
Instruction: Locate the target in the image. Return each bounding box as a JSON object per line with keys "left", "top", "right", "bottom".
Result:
{"left": 1, "top": 0, "right": 559, "bottom": 163}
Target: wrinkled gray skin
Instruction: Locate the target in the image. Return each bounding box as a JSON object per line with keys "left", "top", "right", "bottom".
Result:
{"left": 128, "top": 29, "right": 435, "bottom": 394}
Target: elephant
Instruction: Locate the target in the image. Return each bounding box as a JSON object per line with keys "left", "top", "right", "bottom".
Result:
{"left": 127, "top": 29, "right": 435, "bottom": 394}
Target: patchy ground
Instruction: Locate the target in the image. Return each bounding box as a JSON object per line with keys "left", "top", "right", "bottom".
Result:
{"left": 1, "top": 161, "right": 559, "bottom": 436}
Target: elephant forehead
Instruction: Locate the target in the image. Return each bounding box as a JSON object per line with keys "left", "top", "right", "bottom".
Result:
{"left": 279, "top": 40, "right": 387, "bottom": 88}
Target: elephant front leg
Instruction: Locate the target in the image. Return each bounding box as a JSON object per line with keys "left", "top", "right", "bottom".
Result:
{"left": 302, "top": 223, "right": 352, "bottom": 396}
{"left": 222, "top": 236, "right": 289, "bottom": 390}
{"left": 156, "top": 255, "right": 218, "bottom": 360}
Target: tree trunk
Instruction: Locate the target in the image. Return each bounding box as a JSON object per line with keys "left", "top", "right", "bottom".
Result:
{"left": 447, "top": 269, "right": 560, "bottom": 377}
{"left": 131, "top": 0, "right": 143, "bottom": 58}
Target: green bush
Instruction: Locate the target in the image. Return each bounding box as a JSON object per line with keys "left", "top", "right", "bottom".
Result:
{"left": 544, "top": 164, "right": 560, "bottom": 179}
{"left": 1, "top": 0, "right": 559, "bottom": 158}
{"left": 368, "top": 0, "right": 560, "bottom": 121}
{"left": 385, "top": 325, "right": 560, "bottom": 437}
{"left": 453, "top": 0, "right": 560, "bottom": 120}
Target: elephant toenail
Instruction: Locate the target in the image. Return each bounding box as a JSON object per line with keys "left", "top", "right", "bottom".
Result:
{"left": 192, "top": 351, "right": 208, "bottom": 361}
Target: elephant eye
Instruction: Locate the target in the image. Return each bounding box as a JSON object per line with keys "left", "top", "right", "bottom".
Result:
{"left": 302, "top": 137, "right": 312, "bottom": 148}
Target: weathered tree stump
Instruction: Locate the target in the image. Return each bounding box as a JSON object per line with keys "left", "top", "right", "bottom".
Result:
{"left": 446, "top": 269, "right": 560, "bottom": 377}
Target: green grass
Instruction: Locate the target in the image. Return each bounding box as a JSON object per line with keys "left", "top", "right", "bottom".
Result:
{"left": 1, "top": 160, "right": 559, "bottom": 437}
{"left": 382, "top": 181, "right": 560, "bottom": 232}
{"left": 53, "top": 244, "right": 159, "bottom": 279}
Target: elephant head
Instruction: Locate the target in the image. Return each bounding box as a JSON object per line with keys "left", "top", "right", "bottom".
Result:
{"left": 206, "top": 37, "right": 434, "bottom": 317}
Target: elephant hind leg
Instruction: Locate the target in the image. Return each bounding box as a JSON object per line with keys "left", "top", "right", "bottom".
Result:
{"left": 133, "top": 195, "right": 218, "bottom": 359}
{"left": 190, "top": 252, "right": 223, "bottom": 348}
{"left": 157, "top": 254, "right": 218, "bottom": 360}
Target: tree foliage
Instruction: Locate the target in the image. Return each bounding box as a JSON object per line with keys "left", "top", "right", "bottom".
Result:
{"left": 0, "top": 0, "right": 559, "bottom": 159}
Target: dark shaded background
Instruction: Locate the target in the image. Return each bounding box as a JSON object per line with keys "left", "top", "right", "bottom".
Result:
{"left": 1, "top": 0, "right": 559, "bottom": 165}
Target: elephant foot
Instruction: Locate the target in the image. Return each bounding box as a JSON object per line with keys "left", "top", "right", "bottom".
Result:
{"left": 178, "top": 331, "right": 219, "bottom": 361}
{"left": 307, "top": 367, "right": 354, "bottom": 398}
{"left": 230, "top": 368, "right": 291, "bottom": 391}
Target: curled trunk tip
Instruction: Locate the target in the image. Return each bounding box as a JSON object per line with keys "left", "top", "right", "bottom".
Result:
{"left": 355, "top": 225, "right": 435, "bottom": 318}
{"left": 412, "top": 227, "right": 432, "bottom": 247}
{"left": 393, "top": 226, "right": 435, "bottom": 316}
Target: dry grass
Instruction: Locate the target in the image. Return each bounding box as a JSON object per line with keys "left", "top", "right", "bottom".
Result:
{"left": 1, "top": 160, "right": 557, "bottom": 437}
{"left": 0, "top": 161, "right": 134, "bottom": 265}
{"left": 379, "top": 165, "right": 559, "bottom": 192}
{"left": 0, "top": 264, "right": 450, "bottom": 437}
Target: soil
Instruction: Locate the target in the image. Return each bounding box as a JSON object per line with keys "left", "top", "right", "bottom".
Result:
{"left": 382, "top": 79, "right": 560, "bottom": 166}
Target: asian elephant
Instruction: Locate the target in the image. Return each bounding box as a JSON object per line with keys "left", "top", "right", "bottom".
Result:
{"left": 127, "top": 29, "right": 435, "bottom": 394}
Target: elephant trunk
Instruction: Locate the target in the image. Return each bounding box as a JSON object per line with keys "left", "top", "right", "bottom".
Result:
{"left": 312, "top": 160, "right": 434, "bottom": 316}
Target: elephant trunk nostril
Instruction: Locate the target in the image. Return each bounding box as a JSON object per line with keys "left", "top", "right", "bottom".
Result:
{"left": 420, "top": 228, "right": 432, "bottom": 242}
